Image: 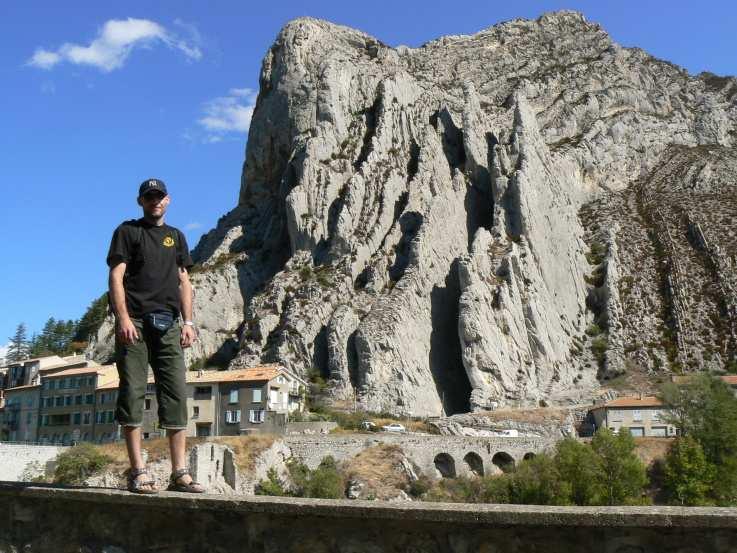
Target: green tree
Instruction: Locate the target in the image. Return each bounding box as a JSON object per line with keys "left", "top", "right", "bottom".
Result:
{"left": 662, "top": 436, "right": 714, "bottom": 506}
{"left": 555, "top": 437, "right": 604, "bottom": 505}
{"left": 7, "top": 323, "right": 29, "bottom": 362}
{"left": 74, "top": 293, "right": 109, "bottom": 343}
{"left": 660, "top": 373, "right": 737, "bottom": 505}
{"left": 590, "top": 428, "right": 648, "bottom": 505}
{"left": 508, "top": 453, "right": 572, "bottom": 506}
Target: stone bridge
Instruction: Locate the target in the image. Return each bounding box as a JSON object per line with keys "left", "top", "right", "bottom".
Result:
{"left": 283, "top": 433, "right": 554, "bottom": 479}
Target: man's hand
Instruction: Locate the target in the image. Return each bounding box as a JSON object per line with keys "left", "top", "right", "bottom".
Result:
{"left": 181, "top": 324, "right": 196, "bottom": 348}
{"left": 117, "top": 318, "right": 139, "bottom": 345}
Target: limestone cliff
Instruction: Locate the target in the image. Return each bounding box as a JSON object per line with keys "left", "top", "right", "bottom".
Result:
{"left": 91, "top": 11, "right": 737, "bottom": 415}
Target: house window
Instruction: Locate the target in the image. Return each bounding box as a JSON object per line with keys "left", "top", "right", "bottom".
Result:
{"left": 26, "top": 412, "right": 32, "bottom": 424}
{"left": 65, "top": 396, "right": 73, "bottom": 406}
{"left": 49, "top": 380, "right": 56, "bottom": 390}
{"left": 225, "top": 410, "right": 241, "bottom": 424}
{"left": 55, "top": 396, "right": 63, "bottom": 407}
{"left": 75, "top": 395, "right": 83, "bottom": 405}
{"left": 85, "top": 394, "right": 94, "bottom": 405}
{"left": 633, "top": 410, "right": 642, "bottom": 421}
{"left": 83, "top": 412, "right": 91, "bottom": 425}
{"left": 107, "top": 411, "right": 115, "bottom": 424}
{"left": 270, "top": 389, "right": 278, "bottom": 405}
{"left": 252, "top": 389, "right": 262, "bottom": 402}
{"left": 229, "top": 389, "right": 239, "bottom": 404}
{"left": 249, "top": 409, "right": 265, "bottom": 423}
{"left": 99, "top": 393, "right": 106, "bottom": 404}
{"left": 193, "top": 406, "right": 200, "bottom": 419}
{"left": 96, "top": 412, "right": 103, "bottom": 424}
{"left": 87, "top": 377, "right": 95, "bottom": 387}
{"left": 195, "top": 386, "right": 212, "bottom": 396}
{"left": 144, "top": 399, "right": 152, "bottom": 411}
{"left": 277, "top": 376, "right": 285, "bottom": 384}
{"left": 146, "top": 384, "right": 156, "bottom": 393}
{"left": 41, "top": 415, "right": 49, "bottom": 427}
{"left": 73, "top": 413, "right": 81, "bottom": 425}
{"left": 609, "top": 409, "right": 622, "bottom": 422}
{"left": 651, "top": 410, "right": 661, "bottom": 421}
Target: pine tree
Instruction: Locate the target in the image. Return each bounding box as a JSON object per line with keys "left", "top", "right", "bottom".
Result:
{"left": 7, "top": 323, "right": 29, "bottom": 362}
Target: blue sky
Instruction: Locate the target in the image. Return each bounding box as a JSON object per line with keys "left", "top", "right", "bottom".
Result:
{"left": 1, "top": 0, "right": 736, "bottom": 348}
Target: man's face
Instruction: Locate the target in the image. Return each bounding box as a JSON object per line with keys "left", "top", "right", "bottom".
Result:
{"left": 137, "top": 191, "right": 170, "bottom": 218}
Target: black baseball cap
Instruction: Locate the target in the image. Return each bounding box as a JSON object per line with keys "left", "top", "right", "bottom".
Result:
{"left": 138, "top": 178, "right": 168, "bottom": 197}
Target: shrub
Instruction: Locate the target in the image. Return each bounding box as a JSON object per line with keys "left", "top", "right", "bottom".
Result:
{"left": 53, "top": 443, "right": 112, "bottom": 485}
{"left": 508, "top": 454, "right": 572, "bottom": 506}
{"left": 255, "top": 468, "right": 288, "bottom": 496}
{"left": 662, "top": 437, "right": 714, "bottom": 506}
{"left": 590, "top": 428, "right": 648, "bottom": 505}
{"left": 555, "top": 437, "right": 604, "bottom": 505}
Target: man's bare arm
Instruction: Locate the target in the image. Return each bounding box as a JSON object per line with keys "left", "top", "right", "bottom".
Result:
{"left": 179, "top": 267, "right": 196, "bottom": 348}
{"left": 109, "top": 262, "right": 138, "bottom": 344}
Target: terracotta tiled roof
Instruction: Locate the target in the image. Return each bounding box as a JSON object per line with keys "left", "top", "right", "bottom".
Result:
{"left": 45, "top": 366, "right": 100, "bottom": 378}
{"left": 671, "top": 374, "right": 737, "bottom": 386}
{"left": 187, "top": 365, "right": 283, "bottom": 384}
{"left": 597, "top": 396, "right": 663, "bottom": 409}
{"left": 93, "top": 365, "right": 286, "bottom": 390}
{"left": 721, "top": 375, "right": 737, "bottom": 385}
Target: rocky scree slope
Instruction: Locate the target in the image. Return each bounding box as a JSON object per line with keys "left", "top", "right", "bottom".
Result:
{"left": 91, "top": 11, "right": 737, "bottom": 416}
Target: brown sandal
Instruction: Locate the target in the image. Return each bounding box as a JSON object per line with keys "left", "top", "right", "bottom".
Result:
{"left": 127, "top": 468, "right": 158, "bottom": 494}
{"left": 167, "top": 468, "right": 205, "bottom": 493}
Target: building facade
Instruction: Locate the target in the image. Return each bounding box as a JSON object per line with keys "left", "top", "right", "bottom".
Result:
{"left": 590, "top": 396, "right": 677, "bottom": 437}
{"left": 2, "top": 384, "right": 41, "bottom": 442}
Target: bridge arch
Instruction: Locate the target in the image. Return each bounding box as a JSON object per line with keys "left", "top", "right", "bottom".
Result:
{"left": 434, "top": 453, "right": 456, "bottom": 478}
{"left": 463, "top": 452, "right": 484, "bottom": 477}
{"left": 492, "top": 451, "right": 515, "bottom": 473}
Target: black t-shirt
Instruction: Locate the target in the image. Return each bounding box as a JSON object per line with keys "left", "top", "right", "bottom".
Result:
{"left": 106, "top": 219, "right": 193, "bottom": 318}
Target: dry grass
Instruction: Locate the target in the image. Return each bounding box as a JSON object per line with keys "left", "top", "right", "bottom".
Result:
{"left": 211, "top": 434, "right": 276, "bottom": 472}
{"left": 341, "top": 444, "right": 410, "bottom": 500}
{"left": 474, "top": 408, "right": 570, "bottom": 425}
{"left": 633, "top": 437, "right": 674, "bottom": 466}
{"left": 95, "top": 437, "right": 210, "bottom": 473}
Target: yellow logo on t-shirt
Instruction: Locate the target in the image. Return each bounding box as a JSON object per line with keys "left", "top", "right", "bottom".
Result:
{"left": 163, "top": 236, "right": 175, "bottom": 247}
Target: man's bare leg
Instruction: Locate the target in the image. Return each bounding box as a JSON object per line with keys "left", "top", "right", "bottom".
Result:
{"left": 124, "top": 425, "right": 156, "bottom": 490}
{"left": 167, "top": 428, "right": 195, "bottom": 486}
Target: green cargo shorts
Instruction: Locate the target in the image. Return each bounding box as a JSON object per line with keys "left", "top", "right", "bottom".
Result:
{"left": 114, "top": 317, "right": 188, "bottom": 430}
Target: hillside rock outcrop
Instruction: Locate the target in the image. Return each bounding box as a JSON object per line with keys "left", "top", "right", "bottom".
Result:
{"left": 91, "top": 11, "right": 737, "bottom": 415}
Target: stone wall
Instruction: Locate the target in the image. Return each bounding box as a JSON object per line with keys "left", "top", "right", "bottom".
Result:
{"left": 285, "top": 421, "right": 339, "bottom": 435}
{"left": 2, "top": 483, "right": 736, "bottom": 553}
{"left": 0, "top": 443, "right": 68, "bottom": 481}
{"left": 283, "top": 433, "right": 553, "bottom": 478}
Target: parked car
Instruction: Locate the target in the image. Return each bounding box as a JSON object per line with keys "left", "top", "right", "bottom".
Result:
{"left": 360, "top": 420, "right": 377, "bottom": 431}
{"left": 381, "top": 423, "right": 406, "bottom": 433}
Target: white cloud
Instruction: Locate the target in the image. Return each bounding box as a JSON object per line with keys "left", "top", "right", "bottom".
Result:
{"left": 27, "top": 18, "right": 202, "bottom": 72}
{"left": 197, "top": 87, "right": 256, "bottom": 141}
{"left": 184, "top": 222, "right": 203, "bottom": 230}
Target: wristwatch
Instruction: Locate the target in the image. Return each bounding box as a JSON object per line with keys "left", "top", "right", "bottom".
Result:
{"left": 183, "top": 320, "right": 195, "bottom": 327}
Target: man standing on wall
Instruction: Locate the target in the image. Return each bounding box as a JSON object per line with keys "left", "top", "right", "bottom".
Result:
{"left": 107, "top": 178, "right": 204, "bottom": 493}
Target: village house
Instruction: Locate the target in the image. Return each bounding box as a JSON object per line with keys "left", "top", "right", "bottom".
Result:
{"left": 37, "top": 365, "right": 117, "bottom": 445}
{"left": 141, "top": 365, "right": 308, "bottom": 438}
{"left": 1, "top": 383, "right": 41, "bottom": 442}
{"left": 589, "top": 395, "right": 677, "bottom": 437}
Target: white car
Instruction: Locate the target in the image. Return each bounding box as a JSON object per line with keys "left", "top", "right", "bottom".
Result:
{"left": 381, "top": 423, "right": 406, "bottom": 433}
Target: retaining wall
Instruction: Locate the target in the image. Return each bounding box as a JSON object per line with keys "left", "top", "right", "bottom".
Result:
{"left": 1, "top": 483, "right": 736, "bottom": 553}
{"left": 0, "top": 443, "right": 67, "bottom": 481}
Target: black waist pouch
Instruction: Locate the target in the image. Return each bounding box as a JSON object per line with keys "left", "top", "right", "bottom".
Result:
{"left": 143, "top": 311, "right": 175, "bottom": 333}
